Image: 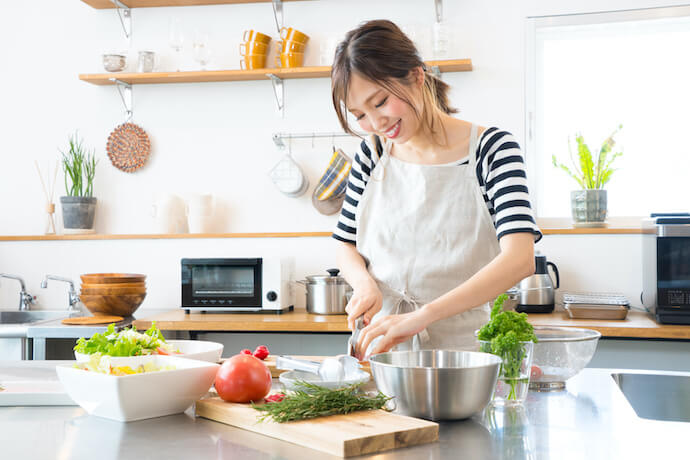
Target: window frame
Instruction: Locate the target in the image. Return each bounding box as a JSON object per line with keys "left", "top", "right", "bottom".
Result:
{"left": 524, "top": 5, "right": 690, "bottom": 227}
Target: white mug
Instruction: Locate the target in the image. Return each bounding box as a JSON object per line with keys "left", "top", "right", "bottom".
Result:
{"left": 187, "top": 193, "right": 214, "bottom": 217}
{"left": 151, "top": 193, "right": 187, "bottom": 233}
{"left": 188, "top": 213, "right": 214, "bottom": 233}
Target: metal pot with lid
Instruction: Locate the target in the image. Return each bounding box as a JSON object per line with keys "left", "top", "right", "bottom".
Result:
{"left": 297, "top": 269, "right": 352, "bottom": 315}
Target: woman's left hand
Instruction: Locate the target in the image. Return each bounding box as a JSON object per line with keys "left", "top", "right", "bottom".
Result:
{"left": 355, "top": 309, "right": 429, "bottom": 359}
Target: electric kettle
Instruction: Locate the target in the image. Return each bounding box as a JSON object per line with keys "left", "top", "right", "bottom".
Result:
{"left": 514, "top": 255, "right": 560, "bottom": 313}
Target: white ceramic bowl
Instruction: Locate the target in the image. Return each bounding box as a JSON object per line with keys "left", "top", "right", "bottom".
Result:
{"left": 75, "top": 339, "right": 223, "bottom": 364}
{"left": 56, "top": 355, "right": 219, "bottom": 422}
{"left": 279, "top": 369, "right": 370, "bottom": 391}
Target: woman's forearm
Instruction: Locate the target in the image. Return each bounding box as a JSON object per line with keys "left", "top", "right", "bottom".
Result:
{"left": 335, "top": 241, "right": 376, "bottom": 290}
{"left": 421, "top": 233, "right": 536, "bottom": 326}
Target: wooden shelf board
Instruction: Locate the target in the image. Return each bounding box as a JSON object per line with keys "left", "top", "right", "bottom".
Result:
{"left": 0, "top": 232, "right": 332, "bottom": 241}
{"left": 81, "top": 0, "right": 306, "bottom": 9}
{"left": 79, "top": 60, "right": 472, "bottom": 85}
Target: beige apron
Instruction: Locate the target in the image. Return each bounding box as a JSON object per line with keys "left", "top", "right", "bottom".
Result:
{"left": 355, "top": 124, "right": 501, "bottom": 351}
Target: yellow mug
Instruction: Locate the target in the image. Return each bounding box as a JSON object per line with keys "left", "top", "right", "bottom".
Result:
{"left": 277, "top": 39, "right": 306, "bottom": 53}
{"left": 275, "top": 51, "right": 304, "bottom": 68}
{"left": 239, "top": 40, "right": 269, "bottom": 56}
{"left": 279, "top": 27, "right": 309, "bottom": 44}
{"left": 240, "top": 54, "right": 267, "bottom": 70}
{"left": 242, "top": 29, "right": 271, "bottom": 45}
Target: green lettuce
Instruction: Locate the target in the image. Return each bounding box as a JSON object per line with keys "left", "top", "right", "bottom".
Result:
{"left": 73, "top": 322, "right": 167, "bottom": 357}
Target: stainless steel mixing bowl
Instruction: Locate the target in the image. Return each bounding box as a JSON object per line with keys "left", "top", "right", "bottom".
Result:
{"left": 369, "top": 350, "right": 502, "bottom": 421}
{"left": 529, "top": 326, "right": 601, "bottom": 391}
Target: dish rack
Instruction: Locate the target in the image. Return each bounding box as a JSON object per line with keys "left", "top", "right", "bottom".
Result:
{"left": 562, "top": 292, "right": 630, "bottom": 320}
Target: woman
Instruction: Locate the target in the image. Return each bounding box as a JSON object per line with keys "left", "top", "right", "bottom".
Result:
{"left": 331, "top": 20, "right": 542, "bottom": 358}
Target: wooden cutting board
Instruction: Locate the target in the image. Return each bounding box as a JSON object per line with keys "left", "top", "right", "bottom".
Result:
{"left": 195, "top": 397, "right": 438, "bottom": 457}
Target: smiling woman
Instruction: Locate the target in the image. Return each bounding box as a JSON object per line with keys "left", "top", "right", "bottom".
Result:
{"left": 329, "top": 20, "right": 542, "bottom": 358}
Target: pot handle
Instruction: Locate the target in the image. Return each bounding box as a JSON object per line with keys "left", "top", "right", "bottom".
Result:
{"left": 295, "top": 279, "right": 308, "bottom": 286}
{"left": 547, "top": 262, "right": 560, "bottom": 289}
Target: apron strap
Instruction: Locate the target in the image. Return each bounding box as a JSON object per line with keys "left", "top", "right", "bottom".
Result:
{"left": 381, "top": 284, "right": 432, "bottom": 348}
{"left": 468, "top": 124, "right": 478, "bottom": 167}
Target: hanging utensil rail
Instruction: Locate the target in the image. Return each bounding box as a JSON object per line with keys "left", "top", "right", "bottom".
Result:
{"left": 272, "top": 131, "right": 365, "bottom": 149}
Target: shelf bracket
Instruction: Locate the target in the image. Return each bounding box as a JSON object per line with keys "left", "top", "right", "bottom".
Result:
{"left": 434, "top": 0, "right": 443, "bottom": 23}
{"left": 271, "top": 0, "right": 284, "bottom": 35}
{"left": 109, "top": 78, "right": 133, "bottom": 122}
{"left": 110, "top": 0, "right": 132, "bottom": 41}
{"left": 431, "top": 65, "right": 441, "bottom": 79}
{"left": 266, "top": 73, "right": 284, "bottom": 117}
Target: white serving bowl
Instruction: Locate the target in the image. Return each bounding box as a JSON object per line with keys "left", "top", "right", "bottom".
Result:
{"left": 279, "top": 369, "right": 370, "bottom": 391}
{"left": 56, "top": 355, "right": 219, "bottom": 422}
{"left": 75, "top": 339, "right": 223, "bottom": 364}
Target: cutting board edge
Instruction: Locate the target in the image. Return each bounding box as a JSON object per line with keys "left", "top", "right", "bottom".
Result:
{"left": 195, "top": 398, "right": 438, "bottom": 458}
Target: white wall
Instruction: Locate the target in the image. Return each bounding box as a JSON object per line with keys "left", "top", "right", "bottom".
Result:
{"left": 0, "top": 0, "right": 679, "bottom": 311}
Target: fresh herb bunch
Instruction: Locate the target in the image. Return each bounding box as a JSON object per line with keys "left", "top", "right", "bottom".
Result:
{"left": 551, "top": 125, "right": 623, "bottom": 190}
{"left": 478, "top": 294, "right": 538, "bottom": 401}
{"left": 252, "top": 381, "right": 392, "bottom": 423}
{"left": 60, "top": 132, "right": 98, "bottom": 197}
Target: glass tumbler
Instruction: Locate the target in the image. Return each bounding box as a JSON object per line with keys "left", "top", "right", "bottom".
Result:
{"left": 479, "top": 340, "right": 534, "bottom": 406}
{"left": 138, "top": 51, "right": 156, "bottom": 72}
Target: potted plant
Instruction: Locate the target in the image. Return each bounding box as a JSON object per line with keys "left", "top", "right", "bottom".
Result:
{"left": 59, "top": 133, "right": 99, "bottom": 234}
{"left": 552, "top": 125, "right": 623, "bottom": 226}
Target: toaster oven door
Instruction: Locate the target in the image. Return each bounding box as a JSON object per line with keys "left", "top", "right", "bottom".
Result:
{"left": 182, "top": 258, "right": 262, "bottom": 309}
{"left": 657, "top": 237, "right": 690, "bottom": 307}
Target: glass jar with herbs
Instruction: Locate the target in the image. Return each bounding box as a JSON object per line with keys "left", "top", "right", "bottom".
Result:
{"left": 478, "top": 294, "right": 538, "bottom": 406}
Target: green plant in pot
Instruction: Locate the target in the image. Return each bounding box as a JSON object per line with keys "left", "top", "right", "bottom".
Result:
{"left": 552, "top": 125, "right": 623, "bottom": 227}
{"left": 59, "top": 133, "right": 98, "bottom": 234}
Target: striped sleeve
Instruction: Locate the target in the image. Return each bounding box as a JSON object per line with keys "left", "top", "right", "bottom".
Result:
{"left": 332, "top": 138, "right": 379, "bottom": 244}
{"left": 476, "top": 128, "right": 542, "bottom": 242}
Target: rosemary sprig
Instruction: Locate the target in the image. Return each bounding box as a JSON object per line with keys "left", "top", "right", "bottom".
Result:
{"left": 252, "top": 381, "right": 393, "bottom": 423}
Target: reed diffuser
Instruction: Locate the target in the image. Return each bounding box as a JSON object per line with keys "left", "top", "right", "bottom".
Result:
{"left": 35, "top": 160, "right": 59, "bottom": 235}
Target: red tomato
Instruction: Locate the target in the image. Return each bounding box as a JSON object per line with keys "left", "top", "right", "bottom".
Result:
{"left": 215, "top": 354, "right": 272, "bottom": 403}
{"left": 530, "top": 365, "right": 543, "bottom": 380}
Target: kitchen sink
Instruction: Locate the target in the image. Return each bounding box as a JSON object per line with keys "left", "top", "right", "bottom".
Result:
{"left": 612, "top": 373, "right": 690, "bottom": 423}
{"left": 0, "top": 310, "right": 70, "bottom": 325}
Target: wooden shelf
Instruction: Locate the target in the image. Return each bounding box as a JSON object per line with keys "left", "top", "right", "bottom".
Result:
{"left": 0, "top": 227, "right": 644, "bottom": 241}
{"left": 79, "top": 60, "right": 473, "bottom": 85}
{"left": 81, "top": 0, "right": 307, "bottom": 9}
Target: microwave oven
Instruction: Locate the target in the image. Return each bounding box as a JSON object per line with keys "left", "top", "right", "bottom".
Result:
{"left": 642, "top": 213, "right": 690, "bottom": 324}
{"left": 181, "top": 257, "right": 293, "bottom": 313}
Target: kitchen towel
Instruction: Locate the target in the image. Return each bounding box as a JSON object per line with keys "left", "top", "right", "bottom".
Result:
{"left": 314, "top": 148, "right": 352, "bottom": 201}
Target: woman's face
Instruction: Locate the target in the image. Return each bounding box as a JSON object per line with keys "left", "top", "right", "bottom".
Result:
{"left": 346, "top": 72, "right": 423, "bottom": 144}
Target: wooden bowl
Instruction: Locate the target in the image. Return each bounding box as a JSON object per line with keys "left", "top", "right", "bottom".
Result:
{"left": 80, "top": 273, "right": 147, "bottom": 284}
{"left": 81, "top": 282, "right": 146, "bottom": 289}
{"left": 80, "top": 293, "right": 146, "bottom": 317}
{"left": 81, "top": 286, "right": 147, "bottom": 295}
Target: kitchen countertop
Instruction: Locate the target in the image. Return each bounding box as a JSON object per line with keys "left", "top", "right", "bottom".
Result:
{"left": 131, "top": 308, "right": 690, "bottom": 340}
{"left": 0, "top": 366, "right": 686, "bottom": 459}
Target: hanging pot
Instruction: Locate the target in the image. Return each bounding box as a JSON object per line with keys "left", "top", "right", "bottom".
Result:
{"left": 296, "top": 269, "right": 352, "bottom": 315}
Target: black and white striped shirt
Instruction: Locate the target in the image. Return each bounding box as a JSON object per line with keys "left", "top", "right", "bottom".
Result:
{"left": 332, "top": 127, "right": 542, "bottom": 244}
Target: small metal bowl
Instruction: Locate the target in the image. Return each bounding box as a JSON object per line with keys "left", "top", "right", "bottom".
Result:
{"left": 369, "top": 350, "right": 502, "bottom": 421}
{"left": 529, "top": 326, "right": 601, "bottom": 391}
{"left": 103, "top": 54, "right": 126, "bottom": 72}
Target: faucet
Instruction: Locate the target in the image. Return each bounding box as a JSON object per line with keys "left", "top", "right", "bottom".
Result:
{"left": 41, "top": 275, "right": 80, "bottom": 312}
{"left": 0, "top": 273, "right": 35, "bottom": 311}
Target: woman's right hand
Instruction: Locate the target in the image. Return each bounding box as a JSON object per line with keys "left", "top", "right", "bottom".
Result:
{"left": 345, "top": 278, "right": 383, "bottom": 330}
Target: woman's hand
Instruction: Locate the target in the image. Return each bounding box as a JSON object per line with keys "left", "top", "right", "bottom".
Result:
{"left": 355, "top": 309, "right": 430, "bottom": 359}
{"left": 345, "top": 278, "right": 383, "bottom": 329}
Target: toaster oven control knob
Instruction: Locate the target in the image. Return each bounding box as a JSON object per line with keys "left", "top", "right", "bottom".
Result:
{"left": 266, "top": 291, "right": 278, "bottom": 302}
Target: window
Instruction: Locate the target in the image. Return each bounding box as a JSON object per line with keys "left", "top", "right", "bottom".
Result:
{"left": 526, "top": 6, "right": 690, "bottom": 219}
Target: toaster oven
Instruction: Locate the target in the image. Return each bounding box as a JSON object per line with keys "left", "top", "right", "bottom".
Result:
{"left": 181, "top": 257, "right": 293, "bottom": 313}
{"left": 642, "top": 213, "right": 690, "bottom": 324}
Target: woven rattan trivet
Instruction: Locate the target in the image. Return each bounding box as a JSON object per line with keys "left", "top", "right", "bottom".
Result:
{"left": 62, "top": 315, "right": 124, "bottom": 325}
{"left": 106, "top": 122, "right": 151, "bottom": 172}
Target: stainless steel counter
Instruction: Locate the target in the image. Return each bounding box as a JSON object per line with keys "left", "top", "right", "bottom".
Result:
{"left": 1, "top": 367, "right": 688, "bottom": 459}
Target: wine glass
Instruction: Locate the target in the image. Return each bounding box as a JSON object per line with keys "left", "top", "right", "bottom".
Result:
{"left": 168, "top": 18, "right": 184, "bottom": 72}
{"left": 192, "top": 31, "right": 212, "bottom": 70}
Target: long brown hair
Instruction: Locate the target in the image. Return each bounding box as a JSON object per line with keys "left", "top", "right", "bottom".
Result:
{"left": 331, "top": 20, "right": 457, "bottom": 143}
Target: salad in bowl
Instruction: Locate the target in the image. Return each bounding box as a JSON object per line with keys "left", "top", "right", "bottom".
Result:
{"left": 74, "top": 323, "right": 223, "bottom": 363}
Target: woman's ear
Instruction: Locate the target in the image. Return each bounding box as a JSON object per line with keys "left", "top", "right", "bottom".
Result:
{"left": 415, "top": 66, "right": 425, "bottom": 87}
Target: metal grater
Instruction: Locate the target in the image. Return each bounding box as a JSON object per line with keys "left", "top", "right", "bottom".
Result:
{"left": 563, "top": 292, "right": 630, "bottom": 306}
